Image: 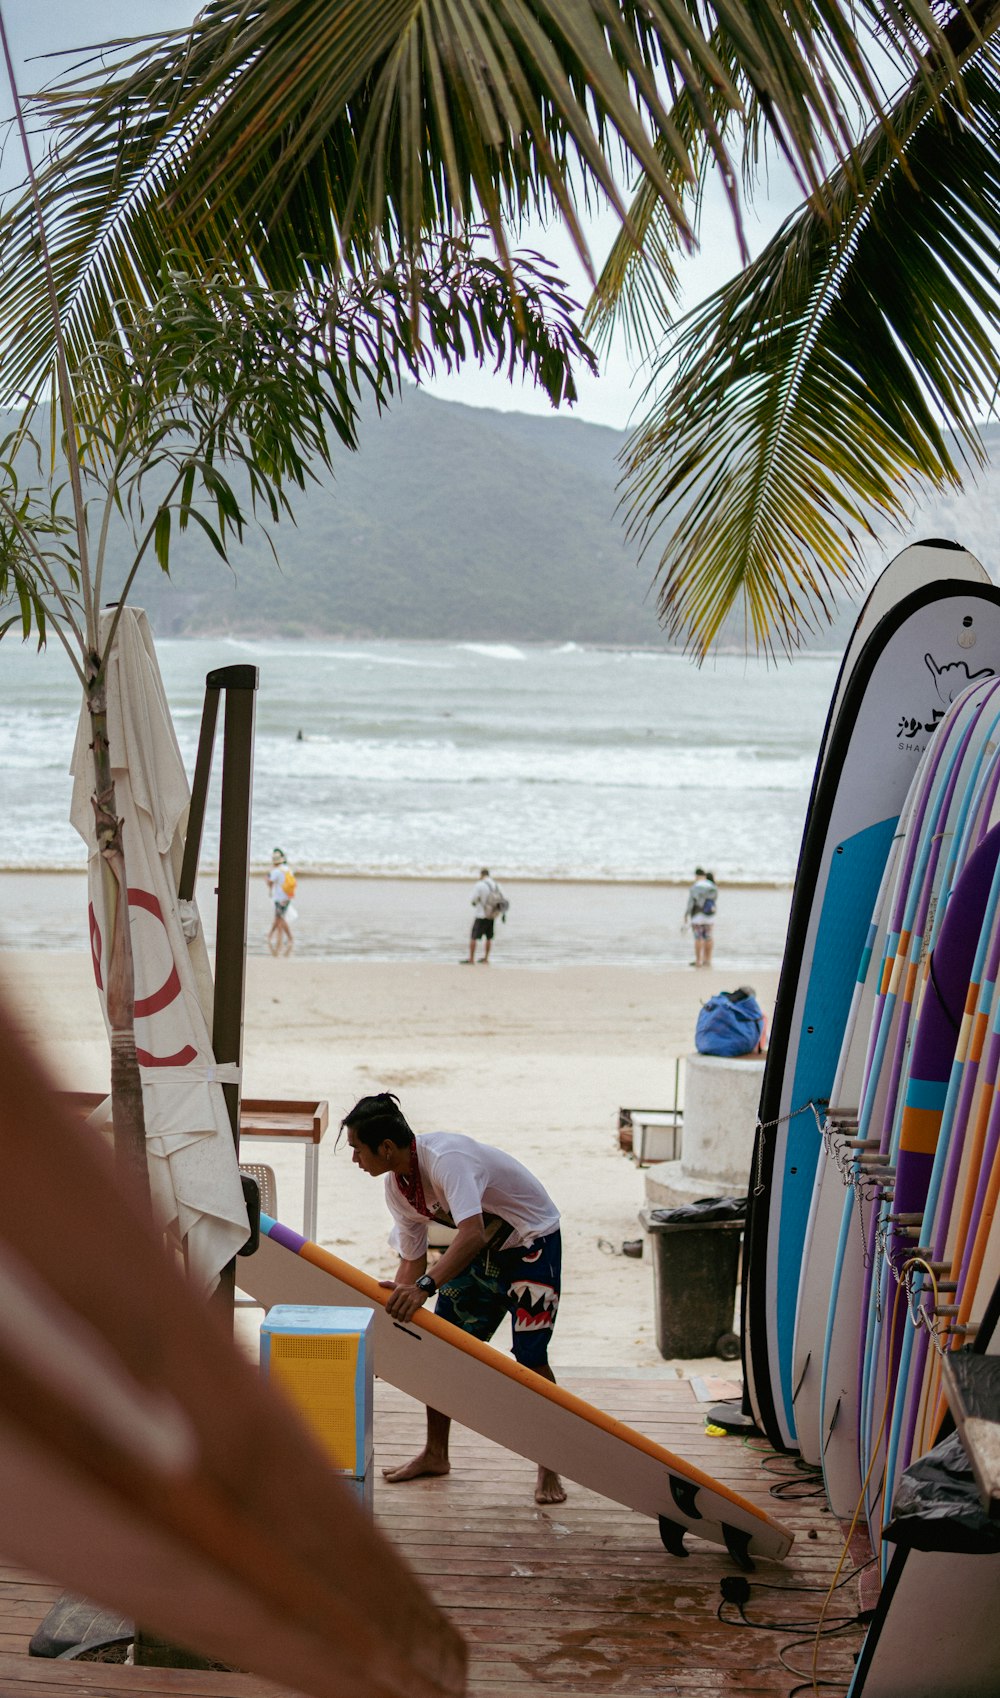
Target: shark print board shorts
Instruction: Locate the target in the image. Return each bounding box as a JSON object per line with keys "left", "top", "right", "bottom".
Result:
{"left": 435, "top": 1231, "right": 561, "bottom": 1369}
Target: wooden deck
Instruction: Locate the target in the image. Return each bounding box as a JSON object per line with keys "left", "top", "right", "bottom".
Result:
{"left": 0, "top": 1376, "right": 868, "bottom": 1697}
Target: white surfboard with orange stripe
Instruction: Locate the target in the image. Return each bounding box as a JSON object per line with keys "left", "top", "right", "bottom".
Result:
{"left": 239, "top": 1217, "right": 793, "bottom": 1567}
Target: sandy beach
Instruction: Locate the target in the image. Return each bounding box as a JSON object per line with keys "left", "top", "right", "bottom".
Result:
{"left": 4, "top": 937, "right": 779, "bottom": 1377}
{"left": 0, "top": 869, "right": 792, "bottom": 970}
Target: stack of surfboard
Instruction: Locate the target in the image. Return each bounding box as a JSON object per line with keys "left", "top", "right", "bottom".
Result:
{"left": 742, "top": 542, "right": 1000, "bottom": 1693}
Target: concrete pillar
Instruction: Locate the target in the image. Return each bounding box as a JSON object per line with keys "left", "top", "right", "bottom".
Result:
{"left": 644, "top": 1051, "right": 763, "bottom": 1209}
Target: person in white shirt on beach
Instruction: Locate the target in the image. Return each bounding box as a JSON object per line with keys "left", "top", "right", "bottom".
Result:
{"left": 266, "top": 847, "right": 296, "bottom": 956}
{"left": 465, "top": 865, "right": 505, "bottom": 964}
{"left": 342, "top": 1090, "right": 565, "bottom": 1504}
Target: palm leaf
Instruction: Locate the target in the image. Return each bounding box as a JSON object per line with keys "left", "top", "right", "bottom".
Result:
{"left": 583, "top": 17, "right": 805, "bottom": 363}
{"left": 619, "top": 42, "right": 1000, "bottom": 659}
{"left": 0, "top": 227, "right": 594, "bottom": 436}
{"left": 0, "top": 0, "right": 960, "bottom": 406}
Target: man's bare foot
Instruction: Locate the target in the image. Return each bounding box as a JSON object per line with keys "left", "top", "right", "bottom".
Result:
{"left": 382, "top": 1451, "right": 450, "bottom": 1484}
{"left": 535, "top": 1467, "right": 566, "bottom": 1505}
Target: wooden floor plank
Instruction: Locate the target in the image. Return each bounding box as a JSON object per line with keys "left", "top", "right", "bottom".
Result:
{"left": 0, "top": 1375, "right": 868, "bottom": 1697}
{"left": 0, "top": 1661, "right": 291, "bottom": 1696}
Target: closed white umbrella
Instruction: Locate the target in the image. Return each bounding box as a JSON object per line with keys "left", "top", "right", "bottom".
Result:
{"left": 70, "top": 607, "right": 248, "bottom": 1291}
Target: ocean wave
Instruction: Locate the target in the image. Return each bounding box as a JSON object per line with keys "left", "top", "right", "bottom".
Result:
{"left": 0, "top": 633, "right": 835, "bottom": 885}
{"left": 318, "top": 649, "right": 454, "bottom": 669}
{"left": 251, "top": 735, "right": 815, "bottom": 791}
{"left": 454, "top": 642, "right": 526, "bottom": 661}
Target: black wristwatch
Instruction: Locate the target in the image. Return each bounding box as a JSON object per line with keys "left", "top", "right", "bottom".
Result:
{"left": 415, "top": 1273, "right": 437, "bottom": 1296}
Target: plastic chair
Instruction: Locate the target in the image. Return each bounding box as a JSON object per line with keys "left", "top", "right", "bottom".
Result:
{"left": 235, "top": 1163, "right": 278, "bottom": 1309}
{"left": 239, "top": 1162, "right": 278, "bottom": 1218}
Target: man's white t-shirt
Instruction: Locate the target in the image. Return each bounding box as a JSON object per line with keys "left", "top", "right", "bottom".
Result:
{"left": 384, "top": 1132, "right": 559, "bottom": 1260}
{"left": 471, "top": 877, "right": 495, "bottom": 916}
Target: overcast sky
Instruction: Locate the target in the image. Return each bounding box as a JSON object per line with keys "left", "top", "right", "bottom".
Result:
{"left": 1, "top": 1, "right": 803, "bottom": 432}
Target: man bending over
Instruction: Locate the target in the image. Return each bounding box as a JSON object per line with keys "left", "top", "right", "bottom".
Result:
{"left": 342, "top": 1091, "right": 566, "bottom": 1504}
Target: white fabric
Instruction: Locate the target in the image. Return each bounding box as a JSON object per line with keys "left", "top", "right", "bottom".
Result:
{"left": 268, "top": 864, "right": 294, "bottom": 904}
{"left": 69, "top": 608, "right": 249, "bottom": 1293}
{"left": 471, "top": 877, "right": 495, "bottom": 915}
{"left": 385, "top": 1132, "right": 560, "bottom": 1261}
{"left": 686, "top": 877, "right": 717, "bottom": 925}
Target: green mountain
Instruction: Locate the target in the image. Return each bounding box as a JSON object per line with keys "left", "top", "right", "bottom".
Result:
{"left": 132, "top": 386, "right": 670, "bottom": 644}
{"left": 17, "top": 387, "right": 1000, "bottom": 647}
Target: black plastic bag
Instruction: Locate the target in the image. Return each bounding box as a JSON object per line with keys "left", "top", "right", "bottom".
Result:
{"left": 647, "top": 1196, "right": 747, "bottom": 1226}
{"left": 883, "top": 1431, "right": 1000, "bottom": 1554}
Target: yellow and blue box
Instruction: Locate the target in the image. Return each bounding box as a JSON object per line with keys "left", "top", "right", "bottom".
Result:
{"left": 260, "top": 1305, "right": 373, "bottom": 1480}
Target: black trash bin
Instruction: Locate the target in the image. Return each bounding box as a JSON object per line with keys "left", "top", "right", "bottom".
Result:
{"left": 639, "top": 1198, "right": 746, "bottom": 1360}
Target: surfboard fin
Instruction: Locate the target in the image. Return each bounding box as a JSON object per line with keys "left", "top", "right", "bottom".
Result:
{"left": 657, "top": 1515, "right": 688, "bottom": 1559}
{"left": 723, "top": 1523, "right": 755, "bottom": 1573}
{"left": 669, "top": 1475, "right": 702, "bottom": 1521}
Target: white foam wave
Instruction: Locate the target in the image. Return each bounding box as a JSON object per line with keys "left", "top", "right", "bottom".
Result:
{"left": 0, "top": 634, "right": 836, "bottom": 886}
{"left": 252, "top": 734, "right": 814, "bottom": 792}
{"left": 455, "top": 643, "right": 526, "bottom": 661}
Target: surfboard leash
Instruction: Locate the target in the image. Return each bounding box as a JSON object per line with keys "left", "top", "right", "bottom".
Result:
{"left": 751, "top": 1098, "right": 826, "bottom": 1196}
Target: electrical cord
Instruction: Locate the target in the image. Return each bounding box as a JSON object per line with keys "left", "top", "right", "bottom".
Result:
{"left": 780, "top": 1627, "right": 861, "bottom": 1689}
{"left": 752, "top": 1451, "right": 827, "bottom": 1499}
{"left": 716, "top": 1577, "right": 860, "bottom": 1635}
{"left": 803, "top": 1270, "right": 920, "bottom": 1696}
{"left": 713, "top": 1550, "right": 875, "bottom": 1696}
{"left": 769, "top": 1475, "right": 828, "bottom": 1500}
{"left": 737, "top": 1557, "right": 877, "bottom": 1598}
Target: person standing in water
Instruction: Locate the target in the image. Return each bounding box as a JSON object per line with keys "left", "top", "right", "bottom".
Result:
{"left": 342, "top": 1091, "right": 566, "bottom": 1504}
{"left": 465, "top": 866, "right": 506, "bottom": 964}
{"left": 683, "top": 866, "right": 718, "bottom": 968}
{"left": 266, "top": 847, "right": 296, "bottom": 956}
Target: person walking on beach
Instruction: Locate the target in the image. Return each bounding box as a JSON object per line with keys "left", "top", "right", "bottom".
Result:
{"left": 342, "top": 1091, "right": 566, "bottom": 1504}
{"left": 465, "top": 866, "right": 507, "bottom": 964}
{"left": 266, "top": 847, "right": 297, "bottom": 956}
{"left": 683, "top": 867, "right": 718, "bottom": 969}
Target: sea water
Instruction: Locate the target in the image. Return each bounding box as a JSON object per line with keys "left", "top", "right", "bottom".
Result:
{"left": 0, "top": 634, "right": 837, "bottom": 878}
{"left": 0, "top": 634, "right": 839, "bottom": 962}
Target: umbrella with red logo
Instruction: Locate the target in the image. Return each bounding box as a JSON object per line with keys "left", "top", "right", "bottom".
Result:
{"left": 69, "top": 607, "right": 248, "bottom": 1292}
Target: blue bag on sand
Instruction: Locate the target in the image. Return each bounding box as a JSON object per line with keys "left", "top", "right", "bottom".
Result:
{"left": 695, "top": 990, "right": 764, "bottom": 1057}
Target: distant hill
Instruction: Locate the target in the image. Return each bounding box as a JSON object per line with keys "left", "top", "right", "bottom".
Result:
{"left": 23, "top": 389, "right": 1000, "bottom": 648}
{"left": 129, "top": 387, "right": 670, "bottom": 645}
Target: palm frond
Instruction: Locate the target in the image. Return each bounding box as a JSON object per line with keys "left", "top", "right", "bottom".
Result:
{"left": 620, "top": 44, "right": 1000, "bottom": 660}
{"left": 0, "top": 0, "right": 962, "bottom": 407}
{"left": 583, "top": 15, "right": 807, "bottom": 363}
{"left": 0, "top": 206, "right": 592, "bottom": 430}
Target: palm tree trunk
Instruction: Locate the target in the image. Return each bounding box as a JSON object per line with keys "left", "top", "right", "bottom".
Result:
{"left": 86, "top": 649, "right": 151, "bottom": 1213}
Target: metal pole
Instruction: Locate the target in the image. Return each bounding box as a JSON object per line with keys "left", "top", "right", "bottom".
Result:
{"left": 178, "top": 683, "right": 221, "bottom": 904}
{"left": 208, "top": 664, "right": 258, "bottom": 1323}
